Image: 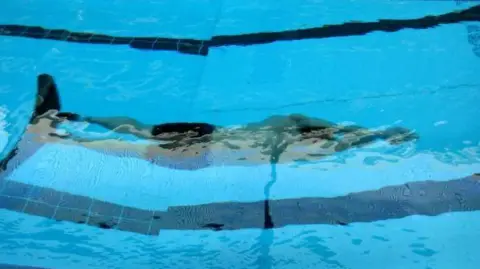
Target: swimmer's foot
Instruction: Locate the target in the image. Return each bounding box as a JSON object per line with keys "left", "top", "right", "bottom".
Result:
{"left": 48, "top": 132, "right": 72, "bottom": 139}
{"left": 379, "top": 127, "right": 419, "bottom": 145}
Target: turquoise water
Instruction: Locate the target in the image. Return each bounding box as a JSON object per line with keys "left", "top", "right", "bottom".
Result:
{"left": 1, "top": 0, "right": 480, "bottom": 268}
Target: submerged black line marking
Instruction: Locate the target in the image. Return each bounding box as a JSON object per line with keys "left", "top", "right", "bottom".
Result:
{"left": 0, "top": 5, "right": 478, "bottom": 55}
{"left": 0, "top": 174, "right": 479, "bottom": 235}
{"left": 0, "top": 25, "right": 208, "bottom": 56}
{"left": 209, "top": 5, "right": 480, "bottom": 48}
{"left": 0, "top": 264, "right": 51, "bottom": 269}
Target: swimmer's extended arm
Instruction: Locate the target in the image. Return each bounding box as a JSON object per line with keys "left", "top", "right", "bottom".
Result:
{"left": 259, "top": 114, "right": 373, "bottom": 136}
{"left": 333, "top": 126, "right": 418, "bottom": 152}
{"left": 292, "top": 114, "right": 418, "bottom": 146}
{"left": 333, "top": 132, "right": 384, "bottom": 152}
{"left": 45, "top": 132, "right": 151, "bottom": 155}
{"left": 46, "top": 132, "right": 113, "bottom": 143}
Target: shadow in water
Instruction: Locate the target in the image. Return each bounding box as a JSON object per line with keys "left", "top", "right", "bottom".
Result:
{"left": 254, "top": 163, "right": 276, "bottom": 269}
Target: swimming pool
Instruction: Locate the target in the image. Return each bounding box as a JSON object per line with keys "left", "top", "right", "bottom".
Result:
{"left": 1, "top": 0, "right": 480, "bottom": 268}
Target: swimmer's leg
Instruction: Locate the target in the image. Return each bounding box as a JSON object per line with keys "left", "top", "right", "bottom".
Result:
{"left": 60, "top": 114, "right": 218, "bottom": 141}
{"left": 81, "top": 116, "right": 154, "bottom": 139}
{"left": 53, "top": 112, "right": 154, "bottom": 139}
{"left": 2, "top": 74, "right": 61, "bottom": 172}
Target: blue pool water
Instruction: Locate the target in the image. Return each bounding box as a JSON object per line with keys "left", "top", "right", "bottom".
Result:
{"left": 1, "top": 0, "right": 480, "bottom": 268}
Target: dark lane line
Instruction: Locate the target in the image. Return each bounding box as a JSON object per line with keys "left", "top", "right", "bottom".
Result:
{"left": 0, "top": 5, "right": 478, "bottom": 56}
{"left": 1, "top": 174, "right": 479, "bottom": 236}
{"left": 0, "top": 25, "right": 208, "bottom": 56}
{"left": 209, "top": 5, "right": 480, "bottom": 47}
{"left": 0, "top": 264, "right": 49, "bottom": 269}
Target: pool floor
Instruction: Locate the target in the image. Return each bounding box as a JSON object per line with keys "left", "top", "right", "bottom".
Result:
{"left": 1, "top": 1, "right": 480, "bottom": 268}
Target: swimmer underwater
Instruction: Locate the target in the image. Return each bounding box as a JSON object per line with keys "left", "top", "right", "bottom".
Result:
{"left": 14, "top": 74, "right": 419, "bottom": 169}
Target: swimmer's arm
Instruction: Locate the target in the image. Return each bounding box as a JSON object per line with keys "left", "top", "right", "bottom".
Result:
{"left": 47, "top": 132, "right": 112, "bottom": 143}
{"left": 42, "top": 133, "right": 149, "bottom": 153}
{"left": 81, "top": 140, "right": 148, "bottom": 153}
{"left": 333, "top": 133, "right": 381, "bottom": 152}
{"left": 290, "top": 114, "right": 373, "bottom": 135}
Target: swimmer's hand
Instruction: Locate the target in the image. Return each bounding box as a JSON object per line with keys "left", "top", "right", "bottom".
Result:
{"left": 48, "top": 131, "right": 72, "bottom": 139}
{"left": 31, "top": 131, "right": 72, "bottom": 143}
{"left": 380, "top": 127, "right": 419, "bottom": 145}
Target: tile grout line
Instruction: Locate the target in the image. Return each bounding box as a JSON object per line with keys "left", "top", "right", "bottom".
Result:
{"left": 51, "top": 192, "right": 65, "bottom": 218}
{"left": 0, "top": 193, "right": 155, "bottom": 224}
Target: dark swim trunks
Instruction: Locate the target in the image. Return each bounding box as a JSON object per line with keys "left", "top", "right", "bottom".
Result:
{"left": 151, "top": 122, "right": 217, "bottom": 138}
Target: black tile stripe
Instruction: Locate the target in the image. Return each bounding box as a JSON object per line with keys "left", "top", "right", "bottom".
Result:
{"left": 209, "top": 5, "right": 480, "bottom": 47}
{"left": 0, "top": 5, "right": 478, "bottom": 56}
{"left": 0, "top": 25, "right": 208, "bottom": 56}
{"left": 0, "top": 264, "right": 50, "bottom": 269}
{"left": 0, "top": 174, "right": 479, "bottom": 235}
{"left": 0, "top": 180, "right": 164, "bottom": 236}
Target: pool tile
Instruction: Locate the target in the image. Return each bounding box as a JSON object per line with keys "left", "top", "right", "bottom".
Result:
{"left": 148, "top": 219, "right": 162, "bottom": 235}
{"left": 117, "top": 219, "right": 151, "bottom": 235}
{"left": 130, "top": 40, "right": 172, "bottom": 52}
{"left": 177, "top": 41, "right": 208, "bottom": 56}
{"left": 45, "top": 29, "right": 70, "bottom": 41}
{"left": 23, "top": 201, "right": 55, "bottom": 218}
{"left": 67, "top": 32, "right": 95, "bottom": 43}
{"left": 0, "top": 181, "right": 33, "bottom": 198}
{"left": 152, "top": 211, "right": 166, "bottom": 221}
{"left": 165, "top": 205, "right": 219, "bottom": 230}
{"left": 59, "top": 193, "right": 93, "bottom": 211}
{"left": 1, "top": 25, "right": 26, "bottom": 34}
{"left": 54, "top": 207, "right": 89, "bottom": 224}
{"left": 25, "top": 26, "right": 47, "bottom": 38}
{"left": 0, "top": 263, "right": 51, "bottom": 269}
{"left": 87, "top": 215, "right": 120, "bottom": 230}
{"left": 122, "top": 206, "right": 154, "bottom": 222}
{"left": 88, "top": 34, "right": 113, "bottom": 44}
{"left": 90, "top": 200, "right": 123, "bottom": 217}
{"left": 0, "top": 195, "right": 27, "bottom": 211}
{"left": 129, "top": 40, "right": 154, "bottom": 49}
{"left": 110, "top": 36, "right": 130, "bottom": 44}
{"left": 29, "top": 187, "right": 62, "bottom": 206}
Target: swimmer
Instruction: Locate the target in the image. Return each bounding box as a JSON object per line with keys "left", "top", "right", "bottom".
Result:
{"left": 25, "top": 74, "right": 419, "bottom": 168}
